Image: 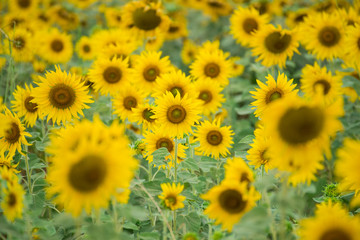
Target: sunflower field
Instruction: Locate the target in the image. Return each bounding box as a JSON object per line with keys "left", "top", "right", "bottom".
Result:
{"left": 1, "top": 0, "right": 360, "bottom": 239}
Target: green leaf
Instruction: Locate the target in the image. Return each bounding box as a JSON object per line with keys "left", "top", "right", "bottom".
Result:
{"left": 177, "top": 212, "right": 201, "bottom": 233}
{"left": 138, "top": 232, "right": 160, "bottom": 240}
{"left": 151, "top": 147, "right": 171, "bottom": 166}
{"left": 238, "top": 135, "right": 255, "bottom": 144}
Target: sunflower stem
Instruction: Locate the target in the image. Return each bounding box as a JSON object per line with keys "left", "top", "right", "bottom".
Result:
{"left": 112, "top": 198, "right": 119, "bottom": 232}
{"left": 24, "top": 145, "right": 32, "bottom": 195}
{"left": 279, "top": 175, "right": 289, "bottom": 240}
{"left": 173, "top": 210, "right": 177, "bottom": 233}
{"left": 148, "top": 161, "right": 152, "bottom": 181}
{"left": 174, "top": 138, "right": 178, "bottom": 182}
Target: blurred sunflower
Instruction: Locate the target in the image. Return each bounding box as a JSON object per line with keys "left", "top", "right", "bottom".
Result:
{"left": 32, "top": 65, "right": 93, "bottom": 125}
{"left": 250, "top": 72, "right": 298, "bottom": 118}
{"left": 229, "top": 57, "right": 245, "bottom": 77}
{"left": 158, "top": 183, "right": 186, "bottom": 210}
{"left": 11, "top": 84, "right": 39, "bottom": 127}
{"left": 194, "top": 79, "right": 225, "bottom": 116}
{"left": 99, "top": 42, "right": 137, "bottom": 66}
{"left": 343, "top": 24, "right": 360, "bottom": 72}
{"left": 230, "top": 6, "right": 269, "bottom": 46}
{"left": 251, "top": 24, "right": 299, "bottom": 68}
{"left": 88, "top": 56, "right": 131, "bottom": 96}
{"left": 201, "top": 181, "right": 260, "bottom": 232}
{"left": 181, "top": 40, "right": 198, "bottom": 65}
{"left": 76, "top": 36, "right": 95, "bottom": 61}
{"left": 298, "top": 201, "right": 360, "bottom": 240}
{"left": 153, "top": 92, "right": 201, "bottom": 138}
{"left": 1, "top": 179, "right": 25, "bottom": 222}
{"left": 5, "top": 27, "right": 34, "bottom": 62}
{"left": 132, "top": 103, "right": 157, "bottom": 130}
{"left": 8, "top": 0, "right": 39, "bottom": 14}
{"left": 224, "top": 157, "right": 254, "bottom": 186}
{"left": 145, "top": 35, "right": 166, "bottom": 51}
{"left": 194, "top": 120, "right": 234, "bottom": 159}
{"left": 103, "top": 7, "right": 123, "bottom": 28}
{"left": 67, "top": 0, "right": 96, "bottom": 9}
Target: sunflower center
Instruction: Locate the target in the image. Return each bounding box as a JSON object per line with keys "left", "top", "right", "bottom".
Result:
{"left": 204, "top": 63, "right": 220, "bottom": 78}
{"left": 278, "top": 106, "right": 324, "bottom": 145}
{"left": 7, "top": 193, "right": 17, "bottom": 207}
{"left": 68, "top": 155, "right": 107, "bottom": 193}
{"left": 265, "top": 88, "right": 283, "bottom": 104}
{"left": 156, "top": 138, "right": 174, "bottom": 152}
{"left": 5, "top": 122, "right": 21, "bottom": 144}
{"left": 318, "top": 26, "right": 341, "bottom": 47}
{"left": 103, "top": 66, "right": 122, "bottom": 84}
{"left": 240, "top": 173, "right": 250, "bottom": 183}
{"left": 83, "top": 44, "right": 90, "bottom": 53}
{"left": 219, "top": 189, "right": 247, "bottom": 214}
{"left": 265, "top": 32, "right": 292, "bottom": 54}
{"left": 313, "top": 79, "right": 331, "bottom": 95}
{"left": 18, "top": 0, "right": 30, "bottom": 8}
{"left": 51, "top": 39, "right": 64, "bottom": 53}
{"left": 206, "top": 130, "right": 223, "bottom": 146}
{"left": 260, "top": 149, "right": 270, "bottom": 165}
{"left": 142, "top": 108, "right": 155, "bottom": 122}
{"left": 132, "top": 8, "right": 161, "bottom": 31}
{"left": 49, "top": 83, "right": 76, "bottom": 109}
{"left": 24, "top": 96, "right": 37, "bottom": 113}
{"left": 167, "top": 105, "right": 186, "bottom": 124}
{"left": 294, "top": 13, "right": 307, "bottom": 23}
{"left": 207, "top": 0, "right": 224, "bottom": 8}
{"left": 320, "top": 229, "right": 351, "bottom": 240}
{"left": 169, "top": 86, "right": 184, "bottom": 97}
{"left": 166, "top": 195, "right": 177, "bottom": 205}
{"left": 243, "top": 18, "right": 258, "bottom": 34}
{"left": 168, "top": 26, "right": 179, "bottom": 33}
{"left": 198, "top": 90, "right": 213, "bottom": 103}
{"left": 357, "top": 38, "right": 360, "bottom": 50}
{"left": 143, "top": 65, "right": 160, "bottom": 82}
{"left": 123, "top": 96, "right": 137, "bottom": 110}
{"left": 14, "top": 37, "right": 25, "bottom": 50}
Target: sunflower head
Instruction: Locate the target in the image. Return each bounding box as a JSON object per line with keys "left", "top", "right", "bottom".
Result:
{"left": 158, "top": 182, "right": 186, "bottom": 210}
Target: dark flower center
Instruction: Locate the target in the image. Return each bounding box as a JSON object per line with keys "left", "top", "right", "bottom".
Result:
{"left": 219, "top": 189, "right": 247, "bottom": 214}
{"left": 294, "top": 13, "right": 307, "bottom": 23}
{"left": 132, "top": 8, "right": 161, "bottom": 31}
{"left": 166, "top": 194, "right": 177, "bottom": 205}
{"left": 123, "top": 96, "right": 137, "bottom": 110}
{"left": 51, "top": 39, "right": 64, "bottom": 53}
{"left": 278, "top": 106, "right": 324, "bottom": 145}
{"left": 204, "top": 63, "right": 220, "bottom": 78}
{"left": 167, "top": 105, "right": 186, "bottom": 124}
{"left": 18, "top": 0, "right": 30, "bottom": 8}
{"left": 168, "top": 26, "right": 179, "bottom": 33}
{"left": 142, "top": 108, "right": 155, "bottom": 122}
{"left": 83, "top": 44, "right": 90, "bottom": 53}
{"left": 143, "top": 65, "right": 160, "bottom": 82}
{"left": 68, "top": 155, "right": 107, "bottom": 192}
{"left": 103, "top": 66, "right": 122, "bottom": 84}
{"left": 265, "top": 32, "right": 292, "bottom": 54}
{"left": 7, "top": 193, "right": 17, "bottom": 207}
{"left": 156, "top": 138, "right": 174, "bottom": 152}
{"left": 313, "top": 79, "right": 331, "bottom": 95}
{"left": 169, "top": 86, "right": 184, "bottom": 97}
{"left": 49, "top": 83, "right": 76, "bottom": 109}
{"left": 243, "top": 18, "right": 258, "bottom": 34}
{"left": 24, "top": 96, "right": 37, "bottom": 113}
{"left": 14, "top": 37, "right": 25, "bottom": 50}
{"left": 198, "top": 90, "right": 213, "bottom": 103}
{"left": 206, "top": 130, "right": 223, "bottom": 146}
{"left": 318, "top": 26, "right": 341, "bottom": 47}
{"left": 265, "top": 88, "right": 283, "bottom": 104}
{"left": 5, "top": 122, "right": 21, "bottom": 144}
{"left": 320, "top": 229, "right": 351, "bottom": 240}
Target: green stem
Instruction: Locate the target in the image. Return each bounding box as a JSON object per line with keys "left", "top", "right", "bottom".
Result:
{"left": 24, "top": 145, "right": 32, "bottom": 195}
{"left": 112, "top": 198, "right": 119, "bottom": 232}
{"left": 174, "top": 138, "right": 178, "bottom": 182}
{"left": 173, "top": 210, "right": 177, "bottom": 234}
{"left": 148, "top": 161, "right": 152, "bottom": 181}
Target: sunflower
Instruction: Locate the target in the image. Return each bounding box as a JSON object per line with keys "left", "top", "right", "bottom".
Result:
{"left": 194, "top": 79, "right": 225, "bottom": 116}
{"left": 250, "top": 72, "right": 298, "bottom": 118}
{"left": 145, "top": 35, "right": 166, "bottom": 51}
{"left": 112, "top": 83, "right": 146, "bottom": 122}
{"left": 336, "top": 138, "right": 360, "bottom": 207}
{"left": 132, "top": 103, "right": 157, "bottom": 130}
{"left": 153, "top": 70, "right": 195, "bottom": 99}
{"left": 88, "top": 56, "right": 131, "bottom": 96}
{"left": 262, "top": 95, "right": 343, "bottom": 185}
{"left": 98, "top": 42, "right": 137, "bottom": 66}
{"left": 32, "top": 65, "right": 93, "bottom": 125}
{"left": 181, "top": 40, "right": 198, "bottom": 65}
{"left": 103, "top": 7, "right": 124, "bottom": 28}
{"left": 117, "top": 188, "right": 131, "bottom": 204}
{"left": 38, "top": 28, "right": 73, "bottom": 64}
{"left": 229, "top": 57, "right": 245, "bottom": 77}
{"left": 143, "top": 128, "right": 187, "bottom": 168}
{"left": 201, "top": 181, "right": 260, "bottom": 232}
{"left": 8, "top": 0, "right": 39, "bottom": 14}
{"left": 230, "top": 6, "right": 270, "bottom": 47}
{"left": 251, "top": 24, "right": 299, "bottom": 68}
{"left": 121, "top": 1, "right": 170, "bottom": 38}
{"left": 300, "top": 62, "right": 342, "bottom": 104}
{"left": 153, "top": 91, "right": 201, "bottom": 138}
{"left": 1, "top": 179, "right": 25, "bottom": 222}
{"left": 46, "top": 118, "right": 138, "bottom": 217}
{"left": 67, "top": 0, "right": 96, "bottom": 9}
{"left": 190, "top": 48, "right": 232, "bottom": 86}
{"left": 337, "top": 7, "right": 360, "bottom": 27}
{"left": 201, "top": 0, "right": 233, "bottom": 21}
{"left": 48, "top": 5, "right": 79, "bottom": 31}
{"left": 343, "top": 24, "right": 360, "bottom": 72}
{"left": 166, "top": 15, "right": 188, "bottom": 40}
{"left": 158, "top": 183, "right": 186, "bottom": 210}
{"left": 5, "top": 27, "right": 34, "bottom": 62}
{"left": 285, "top": 8, "right": 313, "bottom": 29}
{"left": 0, "top": 108, "right": 31, "bottom": 158}
{"left": 131, "top": 51, "right": 172, "bottom": 94}
{"left": 224, "top": 157, "right": 254, "bottom": 185}
{"left": 247, "top": 126, "right": 274, "bottom": 172}
{"left": 299, "top": 12, "right": 346, "bottom": 60}
{"left": 298, "top": 201, "right": 360, "bottom": 240}
{"left": 194, "top": 120, "right": 234, "bottom": 159}
{"left": 11, "top": 84, "right": 39, "bottom": 127}
{"left": 76, "top": 36, "right": 95, "bottom": 61}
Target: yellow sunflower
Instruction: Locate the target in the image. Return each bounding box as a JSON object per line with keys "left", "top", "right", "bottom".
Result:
{"left": 250, "top": 24, "right": 299, "bottom": 68}
{"left": 166, "top": 14, "right": 188, "bottom": 40}
{"left": 112, "top": 83, "right": 146, "bottom": 122}
{"left": 285, "top": 8, "right": 314, "bottom": 29}
{"left": 298, "top": 201, "right": 360, "bottom": 240}
{"left": 121, "top": 1, "right": 170, "bottom": 38}
{"left": 343, "top": 24, "right": 360, "bottom": 72}
{"left": 158, "top": 183, "right": 186, "bottom": 210}
{"left": 1, "top": 179, "right": 25, "bottom": 222}
{"left": 76, "top": 36, "right": 95, "bottom": 61}
{"left": 181, "top": 40, "right": 198, "bottom": 65}
{"left": 38, "top": 28, "right": 73, "bottom": 64}
{"left": 8, "top": 0, "right": 39, "bottom": 14}
{"left": 336, "top": 138, "right": 360, "bottom": 207}
{"left": 229, "top": 57, "right": 245, "bottom": 77}
{"left": 300, "top": 62, "right": 343, "bottom": 104}
{"left": 337, "top": 7, "right": 360, "bottom": 27}
{"left": 98, "top": 42, "right": 137, "bottom": 66}
{"left": 145, "top": 35, "right": 166, "bottom": 51}
{"left": 153, "top": 92, "right": 201, "bottom": 138}
{"left": 201, "top": 0, "right": 233, "bottom": 21}
{"left": 67, "top": 0, "right": 96, "bottom": 9}
{"left": 201, "top": 181, "right": 260, "bottom": 232}
{"left": 230, "top": 6, "right": 270, "bottom": 47}
{"left": 5, "top": 27, "right": 34, "bottom": 62}
{"left": 88, "top": 56, "right": 131, "bottom": 96}
{"left": 262, "top": 95, "right": 344, "bottom": 185}
{"left": 46, "top": 118, "right": 138, "bottom": 217}
{"left": 132, "top": 103, "right": 157, "bottom": 130}
{"left": 224, "top": 157, "right": 254, "bottom": 185}
{"left": 250, "top": 72, "right": 298, "bottom": 118}
{"left": 190, "top": 48, "right": 232, "bottom": 86}
{"left": 11, "top": 84, "right": 39, "bottom": 127}
{"left": 194, "top": 79, "right": 225, "bottom": 116}
{"left": 143, "top": 128, "right": 187, "bottom": 168}
{"left": 48, "top": 5, "right": 79, "bottom": 32}
{"left": 32, "top": 65, "right": 93, "bottom": 125}
{"left": 131, "top": 51, "right": 172, "bottom": 94}
{"left": 103, "top": 7, "right": 124, "bottom": 28}
{"left": 153, "top": 70, "right": 195, "bottom": 99}
{"left": 194, "top": 120, "right": 234, "bottom": 159}
{"left": 0, "top": 108, "right": 31, "bottom": 158}
{"left": 299, "top": 12, "right": 346, "bottom": 60}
